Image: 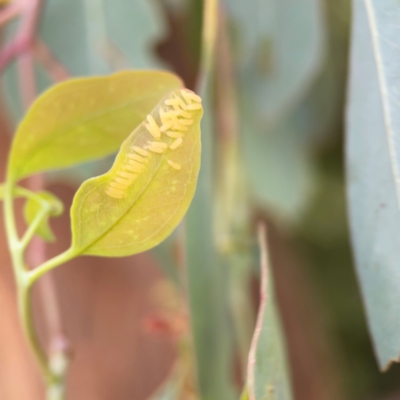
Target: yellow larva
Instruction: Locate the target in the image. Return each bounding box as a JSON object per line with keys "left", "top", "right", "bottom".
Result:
{"left": 110, "top": 181, "right": 127, "bottom": 190}
{"left": 176, "top": 109, "right": 192, "bottom": 119}
{"left": 133, "top": 146, "right": 149, "bottom": 156}
{"left": 148, "top": 145, "right": 165, "bottom": 154}
{"left": 127, "top": 160, "right": 144, "bottom": 172}
{"left": 163, "top": 110, "right": 181, "bottom": 119}
{"left": 165, "top": 97, "right": 188, "bottom": 110}
{"left": 169, "top": 137, "right": 183, "bottom": 150}
{"left": 128, "top": 153, "right": 146, "bottom": 163}
{"left": 160, "top": 120, "right": 173, "bottom": 132}
{"left": 149, "top": 141, "right": 168, "bottom": 149}
{"left": 106, "top": 88, "right": 202, "bottom": 199}
{"left": 181, "top": 90, "right": 202, "bottom": 104}
{"left": 166, "top": 131, "right": 183, "bottom": 139}
{"left": 159, "top": 108, "right": 170, "bottom": 125}
{"left": 168, "top": 160, "right": 181, "bottom": 170}
{"left": 173, "top": 122, "right": 188, "bottom": 132}
{"left": 115, "top": 177, "right": 132, "bottom": 185}
{"left": 145, "top": 115, "right": 161, "bottom": 139}
{"left": 176, "top": 118, "right": 193, "bottom": 126}
{"left": 106, "top": 188, "right": 125, "bottom": 199}
{"left": 119, "top": 171, "right": 137, "bottom": 179}
{"left": 186, "top": 103, "right": 202, "bottom": 110}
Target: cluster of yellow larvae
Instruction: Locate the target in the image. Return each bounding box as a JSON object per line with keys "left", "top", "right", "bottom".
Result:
{"left": 106, "top": 88, "right": 202, "bottom": 199}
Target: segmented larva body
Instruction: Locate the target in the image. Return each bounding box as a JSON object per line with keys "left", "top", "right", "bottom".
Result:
{"left": 106, "top": 89, "right": 202, "bottom": 199}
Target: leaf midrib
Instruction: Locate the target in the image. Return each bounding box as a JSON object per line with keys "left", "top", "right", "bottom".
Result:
{"left": 363, "top": 0, "right": 400, "bottom": 200}
{"left": 72, "top": 129, "right": 198, "bottom": 255}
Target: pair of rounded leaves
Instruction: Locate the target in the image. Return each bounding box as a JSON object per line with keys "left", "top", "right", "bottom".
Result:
{"left": 8, "top": 71, "right": 183, "bottom": 181}
{"left": 8, "top": 70, "right": 202, "bottom": 257}
{"left": 70, "top": 88, "right": 203, "bottom": 257}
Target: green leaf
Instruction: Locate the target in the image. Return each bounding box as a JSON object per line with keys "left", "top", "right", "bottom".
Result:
{"left": 346, "top": 0, "right": 400, "bottom": 369}
{"left": 185, "top": 96, "right": 237, "bottom": 400}
{"left": 8, "top": 70, "right": 182, "bottom": 181}
{"left": 2, "top": 0, "right": 167, "bottom": 120}
{"left": 23, "top": 191, "right": 64, "bottom": 242}
{"left": 226, "top": 0, "right": 326, "bottom": 222}
{"left": 247, "top": 225, "right": 292, "bottom": 400}
{"left": 70, "top": 88, "right": 202, "bottom": 257}
{"left": 226, "top": 0, "right": 325, "bottom": 122}
{"left": 242, "top": 108, "right": 316, "bottom": 222}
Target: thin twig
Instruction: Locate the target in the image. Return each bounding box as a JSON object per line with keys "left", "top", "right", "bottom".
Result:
{"left": 0, "top": 0, "right": 42, "bottom": 73}
{"left": 17, "top": 50, "right": 36, "bottom": 107}
{"left": 0, "top": 0, "right": 71, "bottom": 394}
{"left": 196, "top": 0, "right": 218, "bottom": 94}
{"left": 33, "top": 39, "right": 70, "bottom": 82}
{"left": 247, "top": 222, "right": 269, "bottom": 400}
{"left": 0, "top": 1, "right": 22, "bottom": 26}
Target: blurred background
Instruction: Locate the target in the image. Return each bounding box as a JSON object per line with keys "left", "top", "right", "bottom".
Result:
{"left": 0, "top": 0, "right": 399, "bottom": 399}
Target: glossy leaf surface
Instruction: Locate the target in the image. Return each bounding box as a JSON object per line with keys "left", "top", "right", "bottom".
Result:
{"left": 8, "top": 71, "right": 182, "bottom": 181}
{"left": 23, "top": 191, "right": 64, "bottom": 242}
{"left": 70, "top": 89, "right": 202, "bottom": 257}
{"left": 346, "top": 0, "right": 400, "bottom": 369}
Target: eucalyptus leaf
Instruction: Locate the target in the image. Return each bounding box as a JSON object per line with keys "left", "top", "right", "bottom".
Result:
{"left": 227, "top": 0, "right": 325, "bottom": 123}
{"left": 242, "top": 109, "right": 316, "bottom": 222}
{"left": 3, "top": 0, "right": 167, "bottom": 120}
{"left": 70, "top": 88, "right": 202, "bottom": 257}
{"left": 247, "top": 226, "right": 292, "bottom": 400}
{"left": 346, "top": 0, "right": 400, "bottom": 369}
{"left": 8, "top": 71, "right": 182, "bottom": 181}
{"left": 227, "top": 0, "right": 326, "bottom": 222}
{"left": 185, "top": 96, "right": 237, "bottom": 400}
{"left": 23, "top": 191, "right": 64, "bottom": 242}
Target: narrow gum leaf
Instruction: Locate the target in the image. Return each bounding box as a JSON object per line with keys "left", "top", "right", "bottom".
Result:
{"left": 8, "top": 70, "right": 183, "bottom": 181}
{"left": 70, "top": 89, "right": 203, "bottom": 257}
{"left": 247, "top": 224, "right": 293, "bottom": 400}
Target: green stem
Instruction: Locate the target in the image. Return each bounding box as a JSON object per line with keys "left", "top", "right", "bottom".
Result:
{"left": 20, "top": 204, "right": 50, "bottom": 251}
{"left": 3, "top": 177, "right": 49, "bottom": 378}
{"left": 28, "top": 248, "right": 76, "bottom": 287}
{"left": 3, "top": 177, "right": 76, "bottom": 398}
{"left": 197, "top": 0, "right": 219, "bottom": 93}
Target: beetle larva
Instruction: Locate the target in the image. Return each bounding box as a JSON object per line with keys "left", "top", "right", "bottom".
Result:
{"left": 106, "top": 88, "right": 202, "bottom": 199}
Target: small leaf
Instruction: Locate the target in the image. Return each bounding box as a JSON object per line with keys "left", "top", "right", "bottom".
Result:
{"left": 23, "top": 191, "right": 64, "bottom": 242}
{"left": 70, "top": 88, "right": 202, "bottom": 257}
{"left": 247, "top": 224, "right": 293, "bottom": 400}
{"left": 8, "top": 70, "right": 183, "bottom": 181}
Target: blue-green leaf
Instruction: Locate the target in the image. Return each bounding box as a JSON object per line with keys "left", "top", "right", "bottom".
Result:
{"left": 247, "top": 225, "right": 293, "bottom": 400}
{"left": 346, "top": 0, "right": 400, "bottom": 369}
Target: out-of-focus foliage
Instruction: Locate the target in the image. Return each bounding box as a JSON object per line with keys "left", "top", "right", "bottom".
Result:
{"left": 346, "top": 0, "right": 400, "bottom": 370}
{"left": 246, "top": 227, "right": 293, "bottom": 400}
{"left": 226, "top": 0, "right": 326, "bottom": 222}
{"left": 185, "top": 97, "right": 237, "bottom": 400}
{"left": 3, "top": 0, "right": 167, "bottom": 120}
